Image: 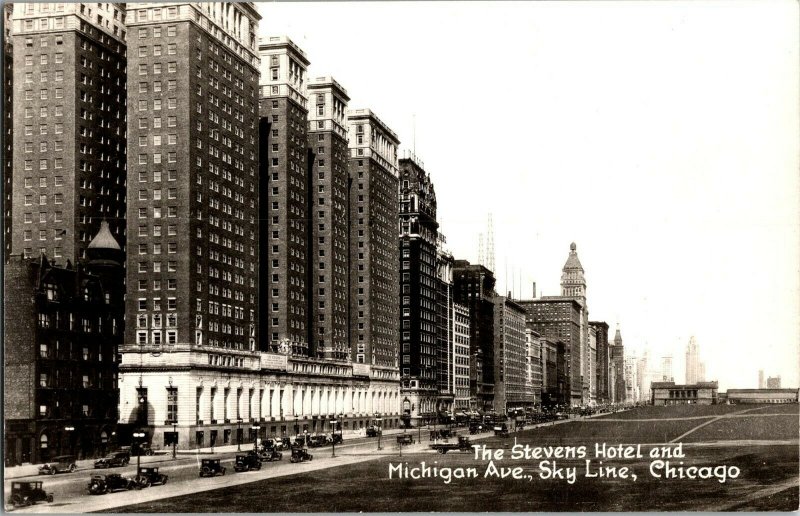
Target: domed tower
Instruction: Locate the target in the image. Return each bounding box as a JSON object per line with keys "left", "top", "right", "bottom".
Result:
{"left": 560, "top": 242, "right": 586, "bottom": 299}
{"left": 86, "top": 220, "right": 124, "bottom": 306}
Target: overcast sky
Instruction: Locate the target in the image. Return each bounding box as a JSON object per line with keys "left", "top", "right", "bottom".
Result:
{"left": 256, "top": 1, "right": 800, "bottom": 390}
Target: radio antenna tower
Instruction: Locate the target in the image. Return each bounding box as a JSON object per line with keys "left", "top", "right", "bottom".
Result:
{"left": 478, "top": 233, "right": 485, "bottom": 267}
{"left": 487, "top": 213, "right": 495, "bottom": 272}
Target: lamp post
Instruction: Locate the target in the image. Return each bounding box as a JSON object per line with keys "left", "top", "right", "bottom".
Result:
{"left": 171, "top": 421, "right": 177, "bottom": 460}
{"left": 330, "top": 417, "right": 338, "bottom": 458}
{"left": 132, "top": 431, "right": 146, "bottom": 474}
{"left": 375, "top": 415, "right": 383, "bottom": 451}
{"left": 251, "top": 422, "right": 260, "bottom": 454}
{"left": 237, "top": 418, "right": 242, "bottom": 452}
{"left": 64, "top": 426, "right": 75, "bottom": 457}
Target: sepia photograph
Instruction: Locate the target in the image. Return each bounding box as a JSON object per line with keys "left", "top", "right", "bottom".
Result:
{"left": 2, "top": 0, "right": 798, "bottom": 512}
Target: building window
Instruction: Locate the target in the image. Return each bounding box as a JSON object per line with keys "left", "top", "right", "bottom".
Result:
{"left": 167, "top": 387, "right": 178, "bottom": 423}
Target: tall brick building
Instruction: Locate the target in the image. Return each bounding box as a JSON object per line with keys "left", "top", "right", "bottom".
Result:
{"left": 590, "top": 321, "right": 610, "bottom": 403}
{"left": 307, "top": 76, "right": 350, "bottom": 361}
{"left": 10, "top": 2, "right": 127, "bottom": 263}
{"left": 258, "top": 35, "right": 310, "bottom": 356}
{"left": 347, "top": 109, "right": 400, "bottom": 368}
{"left": 120, "top": 2, "right": 262, "bottom": 450}
{"left": 493, "top": 295, "right": 531, "bottom": 413}
{"left": 452, "top": 260, "right": 496, "bottom": 411}
{"left": 398, "top": 155, "right": 439, "bottom": 423}
{"left": 4, "top": 3, "right": 13, "bottom": 262}
{"left": 4, "top": 223, "right": 124, "bottom": 464}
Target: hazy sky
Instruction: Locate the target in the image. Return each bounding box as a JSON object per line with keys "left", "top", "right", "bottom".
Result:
{"left": 256, "top": 1, "right": 800, "bottom": 390}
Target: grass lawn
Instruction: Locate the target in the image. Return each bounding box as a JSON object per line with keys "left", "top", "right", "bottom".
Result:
{"left": 594, "top": 404, "right": 770, "bottom": 420}
{"left": 109, "top": 406, "right": 799, "bottom": 513}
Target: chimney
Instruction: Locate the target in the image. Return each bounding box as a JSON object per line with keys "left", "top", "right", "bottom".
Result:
{"left": 532, "top": 282, "right": 537, "bottom": 299}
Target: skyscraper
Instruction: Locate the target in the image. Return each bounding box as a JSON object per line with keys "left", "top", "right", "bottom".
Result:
{"left": 258, "top": 36, "right": 310, "bottom": 356}
{"left": 610, "top": 323, "right": 626, "bottom": 403}
{"left": 493, "top": 295, "right": 530, "bottom": 413}
{"left": 121, "top": 2, "right": 262, "bottom": 448}
{"left": 4, "top": 3, "right": 14, "bottom": 262}
{"left": 685, "top": 336, "right": 700, "bottom": 384}
{"left": 661, "top": 356, "right": 673, "bottom": 382}
{"left": 307, "top": 76, "right": 350, "bottom": 361}
{"left": 347, "top": 108, "right": 400, "bottom": 368}
{"left": 11, "top": 2, "right": 128, "bottom": 263}
{"left": 560, "top": 242, "right": 590, "bottom": 404}
{"left": 590, "top": 321, "right": 610, "bottom": 403}
{"left": 398, "top": 155, "right": 439, "bottom": 421}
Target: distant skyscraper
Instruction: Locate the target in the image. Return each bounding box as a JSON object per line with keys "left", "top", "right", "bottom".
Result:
{"left": 698, "top": 362, "right": 706, "bottom": 383}
{"left": 758, "top": 369, "right": 765, "bottom": 389}
{"left": 767, "top": 376, "right": 781, "bottom": 389}
{"left": 486, "top": 213, "right": 494, "bottom": 272}
{"left": 661, "top": 356, "right": 673, "bottom": 382}
{"left": 685, "top": 336, "right": 700, "bottom": 384}
{"left": 611, "top": 323, "right": 626, "bottom": 403}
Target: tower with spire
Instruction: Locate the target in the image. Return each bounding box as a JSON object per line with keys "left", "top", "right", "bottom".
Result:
{"left": 561, "top": 242, "right": 586, "bottom": 299}
{"left": 610, "top": 323, "right": 626, "bottom": 403}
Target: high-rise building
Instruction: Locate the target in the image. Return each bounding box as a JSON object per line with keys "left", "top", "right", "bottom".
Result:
{"left": 451, "top": 302, "right": 471, "bottom": 412}
{"left": 758, "top": 369, "right": 765, "bottom": 389}
{"left": 4, "top": 224, "right": 124, "bottom": 465}
{"left": 698, "top": 361, "right": 706, "bottom": 383}
{"left": 590, "top": 321, "right": 610, "bottom": 403}
{"left": 398, "top": 155, "right": 439, "bottom": 423}
{"left": 307, "top": 76, "right": 350, "bottom": 360}
{"left": 624, "top": 354, "right": 639, "bottom": 402}
{"left": 452, "top": 260, "right": 497, "bottom": 411}
{"left": 610, "top": 323, "right": 626, "bottom": 403}
{"left": 767, "top": 376, "right": 782, "bottom": 389}
{"left": 661, "top": 356, "right": 673, "bottom": 382}
{"left": 434, "top": 247, "right": 455, "bottom": 413}
{"left": 11, "top": 2, "right": 128, "bottom": 263}
{"left": 685, "top": 336, "right": 700, "bottom": 384}
{"left": 258, "top": 35, "right": 310, "bottom": 356}
{"left": 493, "top": 295, "right": 531, "bottom": 413}
{"left": 525, "top": 329, "right": 544, "bottom": 407}
{"left": 559, "top": 242, "right": 590, "bottom": 404}
{"left": 120, "top": 2, "right": 262, "bottom": 448}
{"left": 3, "top": 3, "right": 13, "bottom": 262}
{"left": 347, "top": 108, "right": 400, "bottom": 368}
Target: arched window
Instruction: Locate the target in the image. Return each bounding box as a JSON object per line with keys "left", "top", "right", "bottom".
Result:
{"left": 40, "top": 433, "right": 48, "bottom": 449}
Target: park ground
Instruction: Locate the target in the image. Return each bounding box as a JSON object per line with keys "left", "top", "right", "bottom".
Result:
{"left": 107, "top": 403, "right": 798, "bottom": 512}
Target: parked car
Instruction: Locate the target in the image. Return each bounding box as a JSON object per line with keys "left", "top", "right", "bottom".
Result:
{"left": 293, "top": 435, "right": 308, "bottom": 448}
{"left": 277, "top": 437, "right": 292, "bottom": 450}
{"left": 234, "top": 454, "right": 262, "bottom": 472}
{"left": 396, "top": 434, "right": 414, "bottom": 445}
{"left": 290, "top": 448, "right": 313, "bottom": 463}
{"left": 430, "top": 435, "right": 474, "bottom": 454}
{"left": 87, "top": 474, "right": 134, "bottom": 495}
{"left": 256, "top": 447, "right": 283, "bottom": 462}
{"left": 307, "top": 434, "right": 329, "bottom": 447}
{"left": 132, "top": 443, "right": 155, "bottom": 456}
{"left": 38, "top": 455, "right": 76, "bottom": 475}
{"left": 469, "top": 423, "right": 485, "bottom": 435}
{"left": 94, "top": 451, "right": 131, "bottom": 469}
{"left": 494, "top": 423, "right": 509, "bottom": 437}
{"left": 133, "top": 467, "right": 168, "bottom": 488}
{"left": 330, "top": 433, "right": 344, "bottom": 445}
{"left": 365, "top": 425, "right": 382, "bottom": 437}
{"left": 198, "top": 458, "right": 226, "bottom": 477}
{"left": 6, "top": 481, "right": 53, "bottom": 507}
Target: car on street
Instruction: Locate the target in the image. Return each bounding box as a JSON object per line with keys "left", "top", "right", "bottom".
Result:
{"left": 365, "top": 425, "right": 382, "bottom": 437}
{"left": 234, "top": 454, "right": 262, "bottom": 472}
{"left": 307, "top": 434, "right": 329, "bottom": 447}
{"left": 38, "top": 455, "right": 76, "bottom": 475}
{"left": 132, "top": 443, "right": 155, "bottom": 456}
{"left": 93, "top": 451, "right": 131, "bottom": 469}
{"left": 289, "top": 448, "right": 313, "bottom": 463}
{"left": 6, "top": 481, "right": 54, "bottom": 508}
{"left": 133, "top": 467, "right": 168, "bottom": 488}
{"left": 198, "top": 458, "right": 226, "bottom": 477}
{"left": 87, "top": 474, "right": 135, "bottom": 495}
{"left": 255, "top": 447, "right": 283, "bottom": 462}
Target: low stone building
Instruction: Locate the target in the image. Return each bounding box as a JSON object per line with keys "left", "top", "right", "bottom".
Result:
{"left": 726, "top": 388, "right": 798, "bottom": 404}
{"left": 650, "top": 381, "right": 719, "bottom": 405}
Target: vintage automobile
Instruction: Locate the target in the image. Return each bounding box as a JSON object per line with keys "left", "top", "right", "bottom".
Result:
{"left": 494, "top": 423, "right": 510, "bottom": 437}
{"left": 38, "top": 455, "right": 76, "bottom": 475}
{"left": 330, "top": 433, "right": 344, "bottom": 445}
{"left": 6, "top": 481, "right": 53, "bottom": 507}
{"left": 93, "top": 451, "right": 131, "bottom": 469}
{"left": 430, "top": 429, "right": 454, "bottom": 440}
{"left": 307, "top": 434, "right": 329, "bottom": 447}
{"left": 199, "top": 458, "right": 226, "bottom": 477}
{"left": 277, "top": 437, "right": 292, "bottom": 450}
{"left": 87, "top": 474, "right": 134, "bottom": 494}
{"left": 289, "top": 448, "right": 313, "bottom": 463}
{"left": 430, "top": 436, "right": 474, "bottom": 454}
{"left": 132, "top": 443, "right": 155, "bottom": 456}
{"left": 133, "top": 467, "right": 168, "bottom": 488}
{"left": 468, "top": 422, "right": 485, "bottom": 435}
{"left": 365, "top": 425, "right": 382, "bottom": 437}
{"left": 293, "top": 435, "right": 308, "bottom": 448}
{"left": 233, "top": 454, "right": 262, "bottom": 472}
{"left": 396, "top": 434, "right": 414, "bottom": 446}
{"left": 256, "top": 447, "right": 283, "bottom": 462}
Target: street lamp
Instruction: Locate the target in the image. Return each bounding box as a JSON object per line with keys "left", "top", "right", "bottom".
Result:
{"left": 64, "top": 426, "right": 75, "bottom": 457}
{"left": 132, "top": 431, "right": 146, "bottom": 474}
{"left": 294, "top": 417, "right": 299, "bottom": 438}
{"left": 252, "top": 422, "right": 261, "bottom": 454}
{"left": 237, "top": 418, "right": 243, "bottom": 451}
{"left": 375, "top": 415, "right": 383, "bottom": 451}
{"left": 330, "top": 417, "right": 338, "bottom": 458}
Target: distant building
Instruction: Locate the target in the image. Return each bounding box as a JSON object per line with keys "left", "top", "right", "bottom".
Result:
{"left": 698, "top": 362, "right": 706, "bottom": 383}
{"left": 4, "top": 223, "right": 124, "bottom": 465}
{"left": 624, "top": 355, "right": 639, "bottom": 402}
{"left": 767, "top": 376, "right": 782, "bottom": 389}
{"left": 661, "top": 356, "right": 674, "bottom": 382}
{"left": 610, "top": 324, "right": 626, "bottom": 403}
{"left": 493, "top": 295, "right": 531, "bottom": 413}
{"left": 685, "top": 336, "right": 700, "bottom": 384}
{"left": 758, "top": 369, "right": 765, "bottom": 389}
{"left": 727, "top": 388, "right": 797, "bottom": 404}
{"left": 450, "top": 302, "right": 471, "bottom": 412}
{"left": 590, "top": 321, "right": 610, "bottom": 404}
{"left": 541, "top": 338, "right": 567, "bottom": 407}
{"left": 452, "top": 260, "right": 496, "bottom": 411}
{"left": 3, "top": 3, "right": 13, "bottom": 262}
{"left": 525, "top": 329, "right": 543, "bottom": 406}
{"left": 651, "top": 381, "right": 719, "bottom": 405}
